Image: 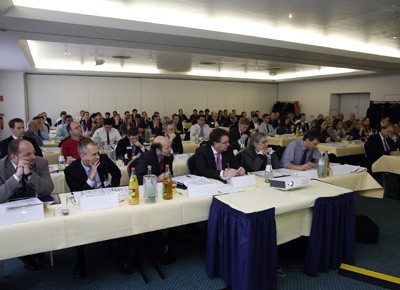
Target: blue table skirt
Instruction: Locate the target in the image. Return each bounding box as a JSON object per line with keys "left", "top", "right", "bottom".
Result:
{"left": 305, "top": 192, "right": 356, "bottom": 275}
{"left": 206, "top": 192, "right": 356, "bottom": 289}
{"left": 206, "top": 197, "right": 277, "bottom": 290}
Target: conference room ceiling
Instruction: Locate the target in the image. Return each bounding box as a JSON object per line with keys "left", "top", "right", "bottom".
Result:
{"left": 1, "top": 0, "right": 400, "bottom": 82}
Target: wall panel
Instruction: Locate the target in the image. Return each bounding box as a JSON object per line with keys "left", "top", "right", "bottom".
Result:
{"left": 187, "top": 80, "right": 207, "bottom": 113}
{"left": 207, "top": 82, "right": 227, "bottom": 112}
{"left": 141, "top": 79, "right": 165, "bottom": 116}
{"left": 164, "top": 80, "right": 187, "bottom": 118}
{"left": 115, "top": 78, "right": 141, "bottom": 114}
{"left": 227, "top": 82, "right": 245, "bottom": 112}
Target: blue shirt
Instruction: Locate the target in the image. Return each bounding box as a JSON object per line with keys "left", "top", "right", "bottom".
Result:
{"left": 280, "top": 139, "right": 321, "bottom": 168}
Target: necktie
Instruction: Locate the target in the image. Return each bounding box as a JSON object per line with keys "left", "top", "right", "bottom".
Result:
{"left": 383, "top": 138, "right": 390, "bottom": 151}
{"left": 216, "top": 153, "right": 222, "bottom": 170}
{"left": 199, "top": 126, "right": 204, "bottom": 137}
{"left": 159, "top": 159, "right": 164, "bottom": 173}
{"left": 106, "top": 132, "right": 110, "bottom": 145}
{"left": 300, "top": 149, "right": 309, "bottom": 165}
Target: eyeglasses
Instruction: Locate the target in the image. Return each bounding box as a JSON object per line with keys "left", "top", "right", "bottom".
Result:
{"left": 219, "top": 141, "right": 229, "bottom": 145}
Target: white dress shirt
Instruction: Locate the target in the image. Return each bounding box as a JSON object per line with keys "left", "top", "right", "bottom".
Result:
{"left": 190, "top": 124, "right": 211, "bottom": 140}
{"left": 92, "top": 127, "right": 121, "bottom": 147}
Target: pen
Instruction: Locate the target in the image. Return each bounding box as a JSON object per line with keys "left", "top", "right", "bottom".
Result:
{"left": 186, "top": 175, "right": 191, "bottom": 178}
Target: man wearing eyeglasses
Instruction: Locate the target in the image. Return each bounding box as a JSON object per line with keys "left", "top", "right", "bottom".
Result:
{"left": 194, "top": 128, "right": 245, "bottom": 179}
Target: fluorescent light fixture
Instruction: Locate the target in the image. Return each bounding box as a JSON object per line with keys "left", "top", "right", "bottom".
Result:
{"left": 12, "top": 0, "right": 400, "bottom": 58}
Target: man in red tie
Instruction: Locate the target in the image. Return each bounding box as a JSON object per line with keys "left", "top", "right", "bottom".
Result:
{"left": 134, "top": 136, "right": 174, "bottom": 185}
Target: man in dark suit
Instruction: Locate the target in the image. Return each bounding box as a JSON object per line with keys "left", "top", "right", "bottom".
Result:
{"left": 157, "top": 120, "right": 183, "bottom": 154}
{"left": 0, "top": 139, "right": 54, "bottom": 270}
{"left": 294, "top": 113, "right": 310, "bottom": 134}
{"left": 228, "top": 117, "right": 250, "bottom": 151}
{"left": 115, "top": 127, "right": 146, "bottom": 160}
{"left": 64, "top": 139, "right": 121, "bottom": 278}
{"left": 135, "top": 136, "right": 174, "bottom": 185}
{"left": 365, "top": 123, "right": 398, "bottom": 177}
{"left": 194, "top": 128, "right": 245, "bottom": 180}
{"left": 42, "top": 111, "right": 52, "bottom": 128}
{"left": 0, "top": 118, "right": 42, "bottom": 159}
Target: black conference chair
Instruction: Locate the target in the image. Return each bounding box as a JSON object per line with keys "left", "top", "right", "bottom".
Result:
{"left": 186, "top": 154, "right": 197, "bottom": 175}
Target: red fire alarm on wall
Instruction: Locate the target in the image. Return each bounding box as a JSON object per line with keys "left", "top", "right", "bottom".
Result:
{"left": 0, "top": 96, "right": 3, "bottom": 101}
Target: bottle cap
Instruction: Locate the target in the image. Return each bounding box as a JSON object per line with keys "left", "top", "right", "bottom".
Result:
{"left": 166, "top": 164, "right": 170, "bottom": 168}
{"left": 131, "top": 167, "right": 135, "bottom": 171}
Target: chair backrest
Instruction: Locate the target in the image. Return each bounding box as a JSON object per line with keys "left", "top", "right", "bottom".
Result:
{"left": 126, "top": 156, "right": 140, "bottom": 178}
{"left": 187, "top": 154, "right": 197, "bottom": 174}
{"left": 184, "top": 130, "right": 191, "bottom": 141}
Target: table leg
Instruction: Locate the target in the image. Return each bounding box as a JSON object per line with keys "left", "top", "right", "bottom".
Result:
{"left": 0, "top": 260, "right": 4, "bottom": 279}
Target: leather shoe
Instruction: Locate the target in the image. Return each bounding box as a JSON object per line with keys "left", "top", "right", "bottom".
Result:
{"left": 74, "top": 263, "right": 86, "bottom": 278}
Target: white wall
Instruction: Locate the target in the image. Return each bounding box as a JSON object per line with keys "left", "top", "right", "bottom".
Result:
{"left": 0, "top": 72, "right": 26, "bottom": 140}
{"left": 278, "top": 74, "right": 400, "bottom": 120}
{"left": 26, "top": 75, "right": 278, "bottom": 121}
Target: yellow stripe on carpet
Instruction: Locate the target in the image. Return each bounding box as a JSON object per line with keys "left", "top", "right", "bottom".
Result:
{"left": 339, "top": 263, "right": 400, "bottom": 289}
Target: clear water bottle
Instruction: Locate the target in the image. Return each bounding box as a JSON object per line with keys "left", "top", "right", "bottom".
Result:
{"left": 317, "top": 153, "right": 325, "bottom": 178}
{"left": 143, "top": 165, "right": 157, "bottom": 203}
{"left": 264, "top": 155, "right": 273, "bottom": 183}
{"left": 58, "top": 148, "right": 65, "bottom": 171}
{"left": 195, "top": 133, "right": 200, "bottom": 144}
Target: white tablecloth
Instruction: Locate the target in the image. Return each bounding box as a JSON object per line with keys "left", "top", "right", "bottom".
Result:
{"left": 0, "top": 177, "right": 351, "bottom": 259}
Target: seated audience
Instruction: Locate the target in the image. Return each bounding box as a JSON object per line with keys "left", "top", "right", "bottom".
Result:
{"left": 24, "top": 119, "right": 43, "bottom": 147}
{"left": 84, "top": 113, "right": 97, "bottom": 135}
{"left": 209, "top": 112, "right": 220, "bottom": 129}
{"left": 178, "top": 109, "right": 188, "bottom": 122}
{"left": 135, "top": 136, "right": 173, "bottom": 184}
{"left": 172, "top": 114, "right": 184, "bottom": 134}
{"left": 344, "top": 113, "right": 356, "bottom": 130}
{"left": 365, "top": 123, "right": 398, "bottom": 175}
{"left": 42, "top": 111, "right": 52, "bottom": 129}
{"left": 61, "top": 121, "right": 90, "bottom": 164}
{"left": 149, "top": 114, "right": 163, "bottom": 136}
{"left": 0, "top": 139, "right": 54, "bottom": 270}
{"left": 0, "top": 118, "right": 42, "bottom": 158}
{"left": 190, "top": 115, "right": 211, "bottom": 141}
{"left": 34, "top": 116, "right": 50, "bottom": 141}
{"left": 280, "top": 130, "right": 322, "bottom": 170}
{"left": 327, "top": 119, "right": 348, "bottom": 142}
{"left": 313, "top": 119, "right": 332, "bottom": 143}
{"left": 56, "top": 111, "right": 67, "bottom": 126}
{"left": 138, "top": 122, "right": 151, "bottom": 143}
{"left": 259, "top": 114, "right": 275, "bottom": 136}
{"left": 116, "top": 127, "right": 146, "bottom": 160}
{"left": 276, "top": 116, "right": 292, "bottom": 135}
{"left": 228, "top": 117, "right": 250, "bottom": 151}
{"left": 119, "top": 114, "right": 133, "bottom": 137}
{"left": 346, "top": 119, "right": 365, "bottom": 140}
{"left": 92, "top": 118, "right": 121, "bottom": 147}
{"left": 112, "top": 113, "right": 122, "bottom": 131}
{"left": 157, "top": 120, "right": 183, "bottom": 154}
{"left": 193, "top": 128, "right": 245, "bottom": 180}
{"left": 55, "top": 114, "right": 73, "bottom": 141}
{"left": 249, "top": 114, "right": 261, "bottom": 132}
{"left": 294, "top": 113, "right": 309, "bottom": 134}
{"left": 241, "top": 132, "right": 281, "bottom": 172}
{"left": 90, "top": 115, "right": 104, "bottom": 137}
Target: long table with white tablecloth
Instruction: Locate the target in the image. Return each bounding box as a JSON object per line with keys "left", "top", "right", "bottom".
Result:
{"left": 372, "top": 155, "right": 400, "bottom": 175}
{"left": 0, "top": 177, "right": 353, "bottom": 266}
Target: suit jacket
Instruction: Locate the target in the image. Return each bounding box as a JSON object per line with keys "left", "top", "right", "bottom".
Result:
{"left": 240, "top": 147, "right": 280, "bottom": 172}
{"left": 64, "top": 154, "right": 121, "bottom": 191}
{"left": 194, "top": 144, "right": 239, "bottom": 180}
{"left": 365, "top": 133, "right": 395, "bottom": 172}
{"left": 0, "top": 136, "right": 43, "bottom": 159}
{"left": 156, "top": 132, "right": 183, "bottom": 154}
{"left": 295, "top": 122, "right": 309, "bottom": 133}
{"left": 228, "top": 125, "right": 250, "bottom": 151}
{"left": 0, "top": 155, "right": 54, "bottom": 203}
{"left": 134, "top": 150, "right": 174, "bottom": 185}
{"left": 116, "top": 136, "right": 146, "bottom": 159}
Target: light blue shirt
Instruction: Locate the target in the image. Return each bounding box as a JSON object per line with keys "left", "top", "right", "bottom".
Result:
{"left": 55, "top": 124, "right": 69, "bottom": 141}
{"left": 280, "top": 139, "right": 321, "bottom": 168}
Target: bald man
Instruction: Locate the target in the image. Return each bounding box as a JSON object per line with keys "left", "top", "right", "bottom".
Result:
{"left": 134, "top": 136, "right": 174, "bottom": 184}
